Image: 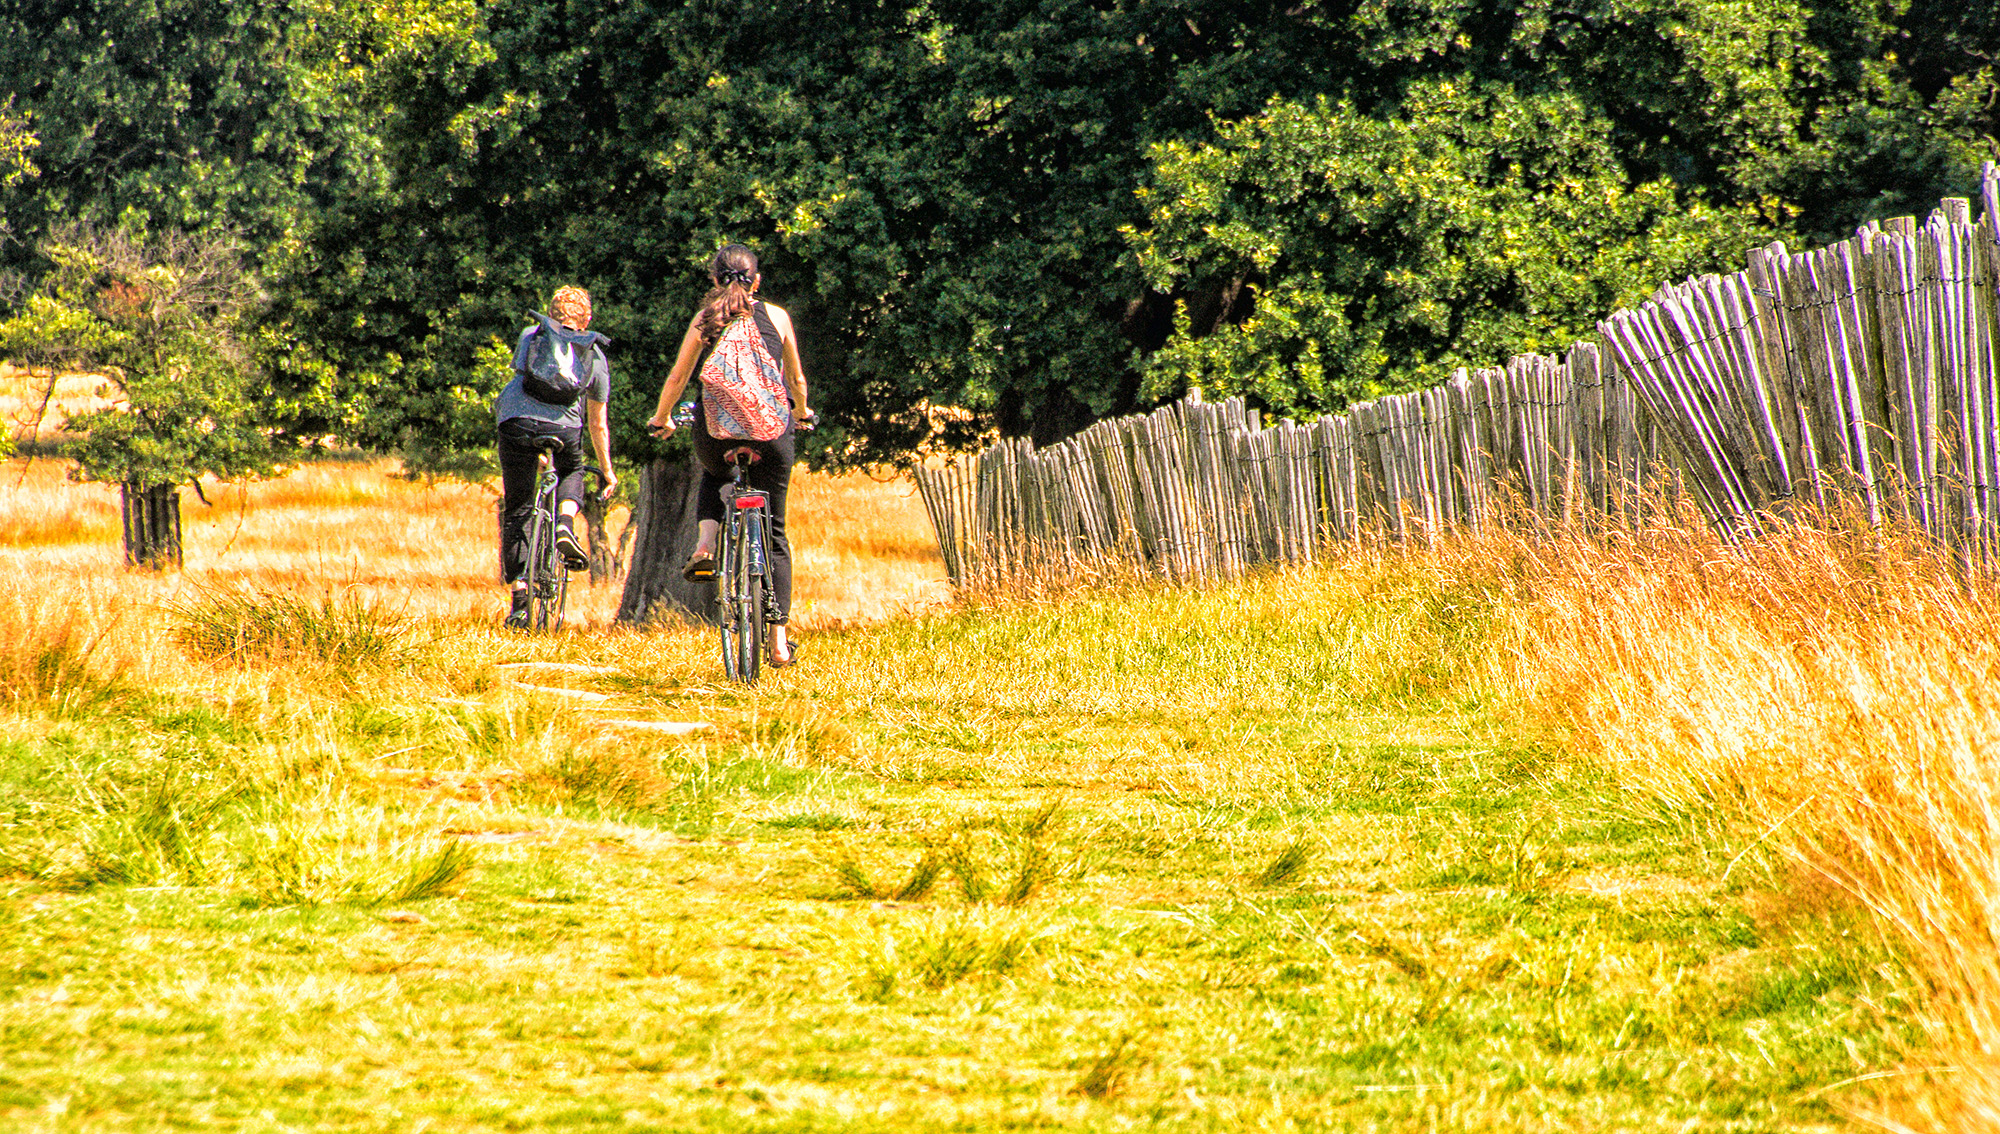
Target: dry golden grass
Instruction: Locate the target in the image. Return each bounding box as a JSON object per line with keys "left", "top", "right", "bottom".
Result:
{"left": 785, "top": 465, "right": 950, "bottom": 627}
{"left": 1441, "top": 508, "right": 2000, "bottom": 1130}
{"left": 0, "top": 453, "right": 947, "bottom": 703}
{"left": 1, "top": 363, "right": 117, "bottom": 444}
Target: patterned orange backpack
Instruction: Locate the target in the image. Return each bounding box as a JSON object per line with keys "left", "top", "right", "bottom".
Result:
{"left": 699, "top": 302, "right": 791, "bottom": 441}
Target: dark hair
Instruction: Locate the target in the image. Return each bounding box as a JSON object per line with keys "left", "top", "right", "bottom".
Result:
{"left": 695, "top": 244, "right": 758, "bottom": 345}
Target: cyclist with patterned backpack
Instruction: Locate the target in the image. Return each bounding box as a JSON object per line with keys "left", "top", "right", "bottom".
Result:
{"left": 646, "top": 244, "right": 814, "bottom": 667}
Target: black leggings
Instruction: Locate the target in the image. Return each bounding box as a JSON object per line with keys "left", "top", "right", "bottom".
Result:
{"left": 498, "top": 418, "right": 585, "bottom": 584}
{"left": 692, "top": 423, "right": 794, "bottom": 624}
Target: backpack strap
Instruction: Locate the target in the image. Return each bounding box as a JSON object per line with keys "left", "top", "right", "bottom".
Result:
{"left": 751, "top": 302, "right": 786, "bottom": 377}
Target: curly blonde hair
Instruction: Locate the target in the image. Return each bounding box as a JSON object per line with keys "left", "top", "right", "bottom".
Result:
{"left": 550, "top": 285, "right": 592, "bottom": 328}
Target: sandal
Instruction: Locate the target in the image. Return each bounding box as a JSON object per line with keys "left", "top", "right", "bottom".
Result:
{"left": 769, "top": 638, "right": 800, "bottom": 668}
{"left": 681, "top": 550, "right": 717, "bottom": 582}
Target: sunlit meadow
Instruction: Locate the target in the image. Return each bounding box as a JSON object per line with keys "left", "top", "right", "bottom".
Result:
{"left": 0, "top": 385, "right": 1978, "bottom": 1130}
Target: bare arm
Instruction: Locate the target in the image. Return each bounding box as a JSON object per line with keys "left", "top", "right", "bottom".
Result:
{"left": 586, "top": 395, "right": 617, "bottom": 497}
{"left": 768, "top": 305, "right": 810, "bottom": 422}
{"left": 646, "top": 318, "right": 708, "bottom": 435}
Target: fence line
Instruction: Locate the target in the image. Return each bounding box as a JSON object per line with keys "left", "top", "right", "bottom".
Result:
{"left": 915, "top": 167, "right": 2000, "bottom": 584}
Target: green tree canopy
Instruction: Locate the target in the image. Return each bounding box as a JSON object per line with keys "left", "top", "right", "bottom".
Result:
{"left": 0, "top": 0, "right": 1991, "bottom": 463}
{"left": 1126, "top": 83, "right": 1773, "bottom": 414}
{"left": 0, "top": 226, "right": 277, "bottom": 489}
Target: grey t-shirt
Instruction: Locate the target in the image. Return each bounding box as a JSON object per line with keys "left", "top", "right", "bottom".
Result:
{"left": 495, "top": 325, "right": 610, "bottom": 428}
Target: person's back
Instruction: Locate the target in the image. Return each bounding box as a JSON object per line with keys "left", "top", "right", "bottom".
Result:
{"left": 494, "top": 285, "right": 618, "bottom": 628}
{"left": 645, "top": 245, "right": 814, "bottom": 666}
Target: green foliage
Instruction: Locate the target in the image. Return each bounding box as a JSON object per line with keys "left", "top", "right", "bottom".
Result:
{"left": 0, "top": 225, "right": 278, "bottom": 487}
{"left": 1, "top": 0, "right": 1993, "bottom": 464}
{"left": 0, "top": 92, "right": 34, "bottom": 189}
{"left": 1128, "top": 84, "right": 1775, "bottom": 414}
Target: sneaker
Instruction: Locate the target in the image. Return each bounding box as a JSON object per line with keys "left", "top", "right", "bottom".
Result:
{"left": 554, "top": 520, "right": 589, "bottom": 570}
{"left": 504, "top": 592, "right": 530, "bottom": 630}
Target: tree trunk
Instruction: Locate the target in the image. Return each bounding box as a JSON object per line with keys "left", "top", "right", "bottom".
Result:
{"left": 616, "top": 459, "right": 712, "bottom": 625}
{"left": 121, "top": 481, "right": 182, "bottom": 569}
{"left": 583, "top": 491, "right": 616, "bottom": 585}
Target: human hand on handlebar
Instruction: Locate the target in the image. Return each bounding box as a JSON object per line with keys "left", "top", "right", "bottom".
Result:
{"left": 795, "top": 409, "right": 818, "bottom": 431}
{"left": 646, "top": 412, "right": 675, "bottom": 438}
{"left": 598, "top": 468, "right": 619, "bottom": 500}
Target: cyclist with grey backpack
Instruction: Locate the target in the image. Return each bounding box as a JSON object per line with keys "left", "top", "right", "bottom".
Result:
{"left": 497, "top": 285, "right": 618, "bottom": 629}
{"left": 646, "top": 244, "right": 813, "bottom": 667}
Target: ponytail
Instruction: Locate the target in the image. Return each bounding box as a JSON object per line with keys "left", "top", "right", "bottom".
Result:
{"left": 695, "top": 244, "right": 759, "bottom": 345}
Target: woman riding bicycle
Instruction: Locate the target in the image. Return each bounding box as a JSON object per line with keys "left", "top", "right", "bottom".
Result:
{"left": 646, "top": 244, "right": 812, "bottom": 667}
{"left": 497, "top": 285, "right": 616, "bottom": 629}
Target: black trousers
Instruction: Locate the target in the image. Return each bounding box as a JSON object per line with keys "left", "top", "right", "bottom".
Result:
{"left": 498, "top": 417, "right": 585, "bottom": 584}
{"left": 692, "top": 422, "right": 795, "bottom": 624}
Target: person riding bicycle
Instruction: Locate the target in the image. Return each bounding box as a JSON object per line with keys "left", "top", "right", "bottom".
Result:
{"left": 645, "top": 244, "right": 812, "bottom": 667}
{"left": 497, "top": 285, "right": 617, "bottom": 629}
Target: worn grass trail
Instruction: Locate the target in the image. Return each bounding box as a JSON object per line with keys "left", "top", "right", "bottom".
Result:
{"left": 1, "top": 562, "right": 1910, "bottom": 1131}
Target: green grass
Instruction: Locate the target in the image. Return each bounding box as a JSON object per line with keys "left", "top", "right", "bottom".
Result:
{"left": 0, "top": 569, "right": 1915, "bottom": 1130}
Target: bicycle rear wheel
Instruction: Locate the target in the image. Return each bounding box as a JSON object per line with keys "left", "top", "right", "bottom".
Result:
{"left": 718, "top": 520, "right": 763, "bottom": 683}
{"left": 526, "top": 501, "right": 567, "bottom": 633}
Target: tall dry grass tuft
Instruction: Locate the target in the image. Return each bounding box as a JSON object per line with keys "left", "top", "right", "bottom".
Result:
{"left": 1471, "top": 505, "right": 2000, "bottom": 1127}
{"left": 169, "top": 585, "right": 419, "bottom": 670}
{"left": 0, "top": 583, "right": 137, "bottom": 708}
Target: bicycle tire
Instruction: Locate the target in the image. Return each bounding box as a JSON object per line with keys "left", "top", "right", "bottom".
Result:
{"left": 716, "top": 520, "right": 742, "bottom": 679}
{"left": 717, "top": 516, "right": 761, "bottom": 683}
{"left": 526, "top": 492, "right": 567, "bottom": 633}
{"left": 539, "top": 547, "right": 568, "bottom": 632}
{"left": 524, "top": 507, "right": 549, "bottom": 630}
{"left": 742, "top": 512, "right": 767, "bottom": 683}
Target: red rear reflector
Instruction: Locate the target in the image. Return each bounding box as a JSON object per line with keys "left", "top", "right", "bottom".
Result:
{"left": 735, "top": 494, "right": 767, "bottom": 510}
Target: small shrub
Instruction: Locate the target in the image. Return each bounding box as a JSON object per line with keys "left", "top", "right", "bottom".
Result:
{"left": 944, "top": 838, "right": 989, "bottom": 903}
{"left": 239, "top": 788, "right": 475, "bottom": 908}
{"left": 1075, "top": 1032, "right": 1147, "bottom": 1099}
{"left": 527, "top": 743, "right": 678, "bottom": 815}
{"left": 1253, "top": 839, "right": 1314, "bottom": 888}
{"left": 819, "top": 841, "right": 880, "bottom": 899}
{"left": 911, "top": 918, "right": 1030, "bottom": 989}
{"left": 170, "top": 586, "right": 416, "bottom": 670}
{"left": 816, "top": 842, "right": 944, "bottom": 901}
{"left": 9, "top": 749, "right": 240, "bottom": 890}
{"left": 997, "top": 837, "right": 1053, "bottom": 905}
{"left": 893, "top": 849, "right": 944, "bottom": 901}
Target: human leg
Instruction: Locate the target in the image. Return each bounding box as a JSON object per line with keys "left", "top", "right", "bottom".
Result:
{"left": 740, "top": 434, "right": 797, "bottom": 663}
{"left": 548, "top": 431, "right": 588, "bottom": 568}
{"left": 497, "top": 421, "right": 544, "bottom": 626}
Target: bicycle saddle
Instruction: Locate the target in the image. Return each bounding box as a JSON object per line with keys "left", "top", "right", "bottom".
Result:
{"left": 531, "top": 436, "right": 565, "bottom": 453}
{"left": 724, "top": 447, "right": 763, "bottom": 465}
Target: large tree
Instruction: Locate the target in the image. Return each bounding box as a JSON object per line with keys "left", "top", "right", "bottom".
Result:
{"left": 0, "top": 226, "right": 275, "bottom": 567}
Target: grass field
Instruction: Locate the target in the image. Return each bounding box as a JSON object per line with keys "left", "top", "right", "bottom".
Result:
{"left": 0, "top": 452, "right": 1968, "bottom": 1131}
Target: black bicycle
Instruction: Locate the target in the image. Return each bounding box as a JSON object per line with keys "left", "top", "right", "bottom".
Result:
{"left": 715, "top": 446, "right": 780, "bottom": 681}
{"left": 521, "top": 437, "right": 605, "bottom": 633}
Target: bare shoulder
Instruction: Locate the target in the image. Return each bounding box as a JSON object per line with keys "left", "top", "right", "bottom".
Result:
{"left": 762, "top": 302, "right": 796, "bottom": 337}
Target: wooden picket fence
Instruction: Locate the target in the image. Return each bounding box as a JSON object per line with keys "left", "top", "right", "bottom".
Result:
{"left": 914, "top": 165, "right": 2000, "bottom": 584}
